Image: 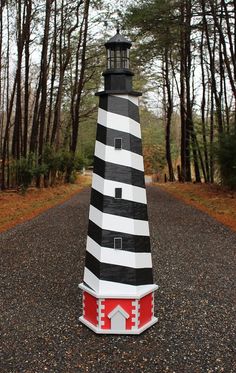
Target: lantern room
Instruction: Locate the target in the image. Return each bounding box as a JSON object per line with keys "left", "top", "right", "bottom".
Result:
{"left": 102, "top": 28, "right": 134, "bottom": 93}
{"left": 105, "top": 28, "right": 131, "bottom": 70}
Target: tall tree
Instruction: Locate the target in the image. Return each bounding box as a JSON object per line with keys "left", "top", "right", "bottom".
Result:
{"left": 70, "top": 0, "right": 90, "bottom": 155}
{"left": 23, "top": 0, "right": 32, "bottom": 157}
{"left": 0, "top": 0, "right": 6, "bottom": 158}
{"left": 125, "top": 0, "right": 178, "bottom": 181}
{"left": 38, "top": 0, "right": 54, "bottom": 164}
{"left": 50, "top": 1, "right": 82, "bottom": 147}
{"left": 12, "top": 0, "right": 25, "bottom": 159}
{"left": 163, "top": 47, "right": 175, "bottom": 181}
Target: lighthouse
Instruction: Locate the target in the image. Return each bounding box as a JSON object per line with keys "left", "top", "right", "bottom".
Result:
{"left": 79, "top": 29, "right": 158, "bottom": 334}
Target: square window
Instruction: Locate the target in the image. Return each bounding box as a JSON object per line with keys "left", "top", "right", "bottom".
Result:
{"left": 114, "top": 237, "right": 122, "bottom": 250}
{"left": 115, "top": 188, "right": 122, "bottom": 199}
{"left": 114, "top": 138, "right": 122, "bottom": 150}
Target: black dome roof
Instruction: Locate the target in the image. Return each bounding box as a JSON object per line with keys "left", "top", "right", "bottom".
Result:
{"left": 105, "top": 30, "right": 132, "bottom": 48}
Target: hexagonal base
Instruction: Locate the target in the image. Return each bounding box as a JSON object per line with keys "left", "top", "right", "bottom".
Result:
{"left": 79, "top": 283, "right": 158, "bottom": 335}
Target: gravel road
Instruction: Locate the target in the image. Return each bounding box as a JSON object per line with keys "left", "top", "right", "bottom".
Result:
{"left": 1, "top": 186, "right": 236, "bottom": 373}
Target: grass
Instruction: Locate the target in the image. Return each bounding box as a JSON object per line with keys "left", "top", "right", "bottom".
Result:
{"left": 156, "top": 182, "right": 236, "bottom": 232}
{"left": 0, "top": 174, "right": 92, "bottom": 233}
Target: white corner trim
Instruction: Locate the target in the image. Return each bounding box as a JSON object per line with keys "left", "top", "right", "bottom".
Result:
{"left": 97, "top": 298, "right": 105, "bottom": 329}
{"left": 131, "top": 299, "right": 139, "bottom": 330}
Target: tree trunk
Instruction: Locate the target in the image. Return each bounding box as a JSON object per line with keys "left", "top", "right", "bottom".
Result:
{"left": 180, "top": 3, "right": 187, "bottom": 182}
{"left": 183, "top": 1, "right": 192, "bottom": 181}
{"left": 200, "top": 30, "right": 210, "bottom": 182}
{"left": 50, "top": 0, "right": 80, "bottom": 147}
{"left": 164, "top": 48, "right": 175, "bottom": 182}
{"left": 12, "top": 1, "right": 25, "bottom": 159}
{"left": 23, "top": 0, "right": 32, "bottom": 157}
{"left": 38, "top": 0, "right": 53, "bottom": 165}
{"left": 46, "top": 0, "right": 58, "bottom": 144}
{"left": 201, "top": 0, "right": 223, "bottom": 135}
{"left": 70, "top": 0, "right": 90, "bottom": 155}
{"left": 0, "top": 2, "right": 3, "bottom": 156}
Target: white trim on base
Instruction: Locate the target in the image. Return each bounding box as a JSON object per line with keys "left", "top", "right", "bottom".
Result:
{"left": 79, "top": 316, "right": 158, "bottom": 335}
{"left": 79, "top": 282, "right": 159, "bottom": 299}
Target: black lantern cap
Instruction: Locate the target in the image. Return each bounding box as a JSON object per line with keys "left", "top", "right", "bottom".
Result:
{"left": 96, "top": 29, "right": 141, "bottom": 97}
{"left": 104, "top": 28, "right": 132, "bottom": 49}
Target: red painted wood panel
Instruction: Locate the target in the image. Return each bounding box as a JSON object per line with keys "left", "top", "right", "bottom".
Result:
{"left": 101, "top": 299, "right": 135, "bottom": 330}
{"left": 83, "top": 292, "right": 98, "bottom": 326}
{"left": 138, "top": 293, "right": 153, "bottom": 328}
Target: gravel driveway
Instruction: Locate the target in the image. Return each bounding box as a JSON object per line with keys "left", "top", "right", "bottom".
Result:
{"left": 1, "top": 186, "right": 236, "bottom": 373}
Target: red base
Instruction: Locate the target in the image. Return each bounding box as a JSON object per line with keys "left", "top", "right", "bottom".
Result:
{"left": 81, "top": 290, "right": 157, "bottom": 334}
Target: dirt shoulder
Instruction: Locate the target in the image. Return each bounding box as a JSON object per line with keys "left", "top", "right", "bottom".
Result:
{"left": 0, "top": 175, "right": 91, "bottom": 233}
{"left": 156, "top": 182, "right": 236, "bottom": 232}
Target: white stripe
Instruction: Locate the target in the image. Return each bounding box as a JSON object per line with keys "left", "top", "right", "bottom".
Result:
{"left": 111, "top": 94, "right": 139, "bottom": 106}
{"left": 95, "top": 141, "right": 144, "bottom": 172}
{"left": 84, "top": 268, "right": 156, "bottom": 296}
{"left": 86, "top": 236, "right": 152, "bottom": 269}
{"left": 84, "top": 268, "right": 99, "bottom": 292}
{"left": 98, "top": 108, "right": 141, "bottom": 138}
{"left": 92, "top": 173, "right": 147, "bottom": 204}
{"left": 89, "top": 206, "right": 149, "bottom": 236}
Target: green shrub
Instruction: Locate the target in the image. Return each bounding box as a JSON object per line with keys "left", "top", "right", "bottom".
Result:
{"left": 42, "top": 146, "right": 85, "bottom": 185}
{"left": 33, "top": 163, "right": 48, "bottom": 179}
{"left": 11, "top": 147, "right": 86, "bottom": 190}
{"left": 13, "top": 157, "right": 34, "bottom": 193}
{"left": 58, "top": 151, "right": 84, "bottom": 183}
{"left": 217, "top": 132, "right": 236, "bottom": 189}
{"left": 43, "top": 145, "right": 60, "bottom": 174}
{"left": 69, "top": 170, "right": 78, "bottom": 184}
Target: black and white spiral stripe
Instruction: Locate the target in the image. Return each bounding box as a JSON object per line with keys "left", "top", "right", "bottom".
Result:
{"left": 83, "top": 94, "right": 154, "bottom": 294}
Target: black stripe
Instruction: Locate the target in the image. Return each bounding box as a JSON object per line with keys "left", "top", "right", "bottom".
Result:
{"left": 87, "top": 220, "right": 151, "bottom": 253}
{"left": 85, "top": 251, "right": 153, "bottom": 286}
{"left": 96, "top": 123, "right": 143, "bottom": 156}
{"left": 90, "top": 188, "right": 148, "bottom": 221}
{"left": 99, "top": 95, "right": 140, "bottom": 123}
{"left": 93, "top": 156, "right": 145, "bottom": 188}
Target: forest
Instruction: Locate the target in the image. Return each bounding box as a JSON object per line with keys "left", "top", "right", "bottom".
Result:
{"left": 0, "top": 0, "right": 235, "bottom": 191}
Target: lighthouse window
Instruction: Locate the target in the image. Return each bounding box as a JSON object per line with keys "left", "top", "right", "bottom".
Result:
{"left": 106, "top": 45, "right": 130, "bottom": 70}
{"left": 115, "top": 188, "right": 122, "bottom": 199}
{"left": 114, "top": 237, "right": 122, "bottom": 250}
{"left": 114, "top": 138, "right": 122, "bottom": 150}
{"left": 107, "top": 49, "right": 111, "bottom": 69}
{"left": 116, "top": 48, "right": 121, "bottom": 68}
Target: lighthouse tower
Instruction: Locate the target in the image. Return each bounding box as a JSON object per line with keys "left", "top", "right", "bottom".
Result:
{"left": 79, "top": 29, "right": 158, "bottom": 334}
